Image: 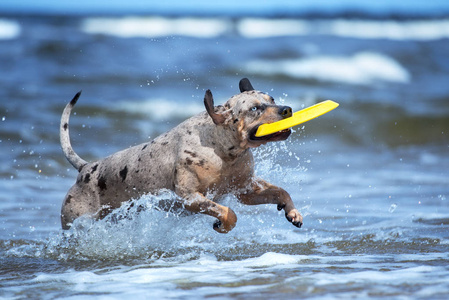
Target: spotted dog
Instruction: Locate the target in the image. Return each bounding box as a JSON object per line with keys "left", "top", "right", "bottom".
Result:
{"left": 60, "top": 78, "right": 303, "bottom": 233}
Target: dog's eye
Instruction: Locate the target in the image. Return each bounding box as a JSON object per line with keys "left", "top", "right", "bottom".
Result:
{"left": 251, "top": 106, "right": 258, "bottom": 111}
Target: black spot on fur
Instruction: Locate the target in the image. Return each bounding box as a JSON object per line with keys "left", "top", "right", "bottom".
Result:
{"left": 98, "top": 177, "right": 107, "bottom": 190}
{"left": 91, "top": 164, "right": 98, "bottom": 173}
{"left": 186, "top": 158, "right": 193, "bottom": 165}
{"left": 187, "top": 130, "right": 192, "bottom": 135}
{"left": 63, "top": 123, "right": 68, "bottom": 130}
{"left": 119, "top": 166, "right": 128, "bottom": 182}
{"left": 197, "top": 159, "right": 206, "bottom": 167}
{"left": 84, "top": 173, "right": 91, "bottom": 183}
{"left": 66, "top": 195, "right": 72, "bottom": 204}
{"left": 161, "top": 141, "right": 168, "bottom": 146}
{"left": 228, "top": 146, "right": 235, "bottom": 151}
{"left": 184, "top": 150, "right": 197, "bottom": 157}
{"left": 142, "top": 144, "right": 148, "bottom": 150}
{"left": 233, "top": 118, "right": 238, "bottom": 123}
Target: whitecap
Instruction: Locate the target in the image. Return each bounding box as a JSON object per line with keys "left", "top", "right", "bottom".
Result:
{"left": 0, "top": 19, "right": 21, "bottom": 40}
{"left": 115, "top": 98, "right": 204, "bottom": 121}
{"left": 81, "top": 17, "right": 230, "bottom": 38}
{"left": 246, "top": 52, "right": 410, "bottom": 85}
{"left": 238, "top": 18, "right": 449, "bottom": 41}
{"left": 238, "top": 18, "right": 311, "bottom": 38}
{"left": 330, "top": 19, "right": 449, "bottom": 41}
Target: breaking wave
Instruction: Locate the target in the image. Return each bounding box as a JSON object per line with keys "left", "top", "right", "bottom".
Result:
{"left": 81, "top": 17, "right": 230, "bottom": 38}
{"left": 81, "top": 17, "right": 449, "bottom": 41}
{"left": 0, "top": 19, "right": 20, "bottom": 40}
{"left": 246, "top": 52, "right": 410, "bottom": 85}
{"left": 238, "top": 18, "right": 449, "bottom": 40}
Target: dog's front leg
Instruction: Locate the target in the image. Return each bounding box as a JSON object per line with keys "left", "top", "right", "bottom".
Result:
{"left": 238, "top": 178, "right": 303, "bottom": 228}
{"left": 183, "top": 192, "right": 238, "bottom": 233}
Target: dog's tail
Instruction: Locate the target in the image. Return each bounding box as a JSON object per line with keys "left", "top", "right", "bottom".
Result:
{"left": 60, "top": 91, "right": 88, "bottom": 172}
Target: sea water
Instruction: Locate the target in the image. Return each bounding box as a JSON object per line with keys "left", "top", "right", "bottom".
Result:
{"left": 1, "top": 8, "right": 449, "bottom": 299}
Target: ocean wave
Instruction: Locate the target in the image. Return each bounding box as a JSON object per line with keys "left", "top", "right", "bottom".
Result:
{"left": 115, "top": 98, "right": 205, "bottom": 121}
{"left": 238, "top": 18, "right": 449, "bottom": 40}
{"left": 81, "top": 17, "right": 449, "bottom": 41}
{"left": 246, "top": 52, "right": 410, "bottom": 85}
{"left": 0, "top": 19, "right": 20, "bottom": 40}
{"left": 81, "top": 17, "right": 230, "bottom": 38}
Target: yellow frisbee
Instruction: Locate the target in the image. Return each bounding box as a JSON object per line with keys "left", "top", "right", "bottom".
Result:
{"left": 255, "top": 100, "right": 339, "bottom": 137}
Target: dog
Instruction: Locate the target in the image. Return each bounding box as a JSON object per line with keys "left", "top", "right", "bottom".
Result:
{"left": 60, "top": 78, "right": 303, "bottom": 233}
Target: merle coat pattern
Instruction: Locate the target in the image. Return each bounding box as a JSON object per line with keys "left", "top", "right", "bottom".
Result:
{"left": 60, "top": 78, "right": 303, "bottom": 233}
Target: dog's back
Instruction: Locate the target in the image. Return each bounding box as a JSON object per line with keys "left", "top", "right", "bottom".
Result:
{"left": 60, "top": 78, "right": 303, "bottom": 232}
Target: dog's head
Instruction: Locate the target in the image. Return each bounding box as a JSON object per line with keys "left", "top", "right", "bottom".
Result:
{"left": 204, "top": 78, "right": 292, "bottom": 149}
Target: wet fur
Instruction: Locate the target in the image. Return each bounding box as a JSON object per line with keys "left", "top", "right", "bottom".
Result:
{"left": 60, "top": 78, "right": 303, "bottom": 233}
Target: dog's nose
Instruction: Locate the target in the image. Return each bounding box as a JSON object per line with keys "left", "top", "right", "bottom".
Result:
{"left": 279, "top": 106, "right": 292, "bottom": 119}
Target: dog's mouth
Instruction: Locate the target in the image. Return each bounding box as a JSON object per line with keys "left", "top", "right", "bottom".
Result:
{"left": 248, "top": 125, "right": 291, "bottom": 144}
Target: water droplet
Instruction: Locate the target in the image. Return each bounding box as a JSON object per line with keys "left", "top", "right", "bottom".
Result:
{"left": 1, "top": 116, "right": 5, "bottom": 121}
{"left": 389, "top": 203, "right": 397, "bottom": 213}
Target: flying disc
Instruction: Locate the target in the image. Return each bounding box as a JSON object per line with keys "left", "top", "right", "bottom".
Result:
{"left": 255, "top": 100, "right": 339, "bottom": 137}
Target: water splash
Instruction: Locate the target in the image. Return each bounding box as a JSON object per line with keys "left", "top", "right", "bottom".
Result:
{"left": 389, "top": 203, "right": 398, "bottom": 213}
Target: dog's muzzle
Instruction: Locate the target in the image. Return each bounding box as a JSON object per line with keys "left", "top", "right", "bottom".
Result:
{"left": 248, "top": 105, "right": 293, "bottom": 144}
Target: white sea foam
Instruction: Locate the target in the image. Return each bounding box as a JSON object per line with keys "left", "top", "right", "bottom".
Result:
{"left": 238, "top": 18, "right": 449, "bottom": 41}
{"left": 30, "top": 251, "right": 449, "bottom": 299}
{"left": 116, "top": 98, "right": 204, "bottom": 121}
{"left": 0, "top": 19, "right": 20, "bottom": 40}
{"left": 246, "top": 52, "right": 410, "bottom": 85}
{"left": 81, "top": 17, "right": 449, "bottom": 41}
{"left": 81, "top": 17, "right": 230, "bottom": 38}
{"left": 238, "top": 19, "right": 311, "bottom": 38}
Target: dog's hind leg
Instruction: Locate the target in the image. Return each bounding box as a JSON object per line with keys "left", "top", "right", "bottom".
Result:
{"left": 60, "top": 184, "right": 101, "bottom": 229}
{"left": 237, "top": 178, "right": 303, "bottom": 228}
{"left": 183, "top": 192, "right": 237, "bottom": 233}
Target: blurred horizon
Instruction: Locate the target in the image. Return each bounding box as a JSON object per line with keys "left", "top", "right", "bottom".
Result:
{"left": 2, "top": 0, "right": 449, "bottom": 18}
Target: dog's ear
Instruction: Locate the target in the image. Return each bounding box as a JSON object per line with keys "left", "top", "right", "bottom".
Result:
{"left": 239, "top": 78, "right": 254, "bottom": 93}
{"left": 204, "top": 89, "right": 226, "bottom": 125}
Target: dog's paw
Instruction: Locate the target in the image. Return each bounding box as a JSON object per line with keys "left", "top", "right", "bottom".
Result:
{"left": 213, "top": 208, "right": 237, "bottom": 234}
{"left": 285, "top": 209, "right": 303, "bottom": 228}
{"left": 213, "top": 220, "right": 235, "bottom": 233}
